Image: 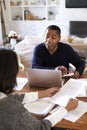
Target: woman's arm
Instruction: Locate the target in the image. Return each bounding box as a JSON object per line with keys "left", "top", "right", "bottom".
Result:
{"left": 12, "top": 87, "right": 60, "bottom": 104}
{"left": 45, "top": 98, "right": 78, "bottom": 126}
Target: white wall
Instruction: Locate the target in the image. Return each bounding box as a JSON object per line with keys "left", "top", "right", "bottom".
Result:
{"left": 60, "top": 0, "right": 87, "bottom": 36}
{"left": 1, "top": 0, "right": 87, "bottom": 39}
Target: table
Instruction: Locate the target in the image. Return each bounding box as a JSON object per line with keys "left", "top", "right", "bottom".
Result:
{"left": 56, "top": 97, "right": 87, "bottom": 130}
{"left": 16, "top": 70, "right": 87, "bottom": 130}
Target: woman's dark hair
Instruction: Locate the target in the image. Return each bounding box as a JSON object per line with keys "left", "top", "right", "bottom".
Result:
{"left": 0, "top": 49, "right": 19, "bottom": 94}
{"left": 46, "top": 25, "right": 61, "bottom": 35}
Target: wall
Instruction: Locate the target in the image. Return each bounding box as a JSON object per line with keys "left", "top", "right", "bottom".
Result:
{"left": 1, "top": 0, "right": 87, "bottom": 39}
{"left": 60, "top": 0, "right": 87, "bottom": 36}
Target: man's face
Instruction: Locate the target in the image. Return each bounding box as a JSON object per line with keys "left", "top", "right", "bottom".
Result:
{"left": 45, "top": 29, "right": 61, "bottom": 51}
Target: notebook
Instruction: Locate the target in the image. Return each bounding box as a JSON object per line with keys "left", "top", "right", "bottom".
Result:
{"left": 26, "top": 68, "right": 62, "bottom": 88}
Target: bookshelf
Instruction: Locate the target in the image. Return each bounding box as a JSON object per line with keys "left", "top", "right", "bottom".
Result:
{"left": 9, "top": 0, "right": 60, "bottom": 36}
{"left": 9, "top": 0, "right": 60, "bottom": 21}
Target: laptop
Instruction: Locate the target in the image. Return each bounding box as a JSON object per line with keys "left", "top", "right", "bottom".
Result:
{"left": 26, "top": 68, "right": 62, "bottom": 88}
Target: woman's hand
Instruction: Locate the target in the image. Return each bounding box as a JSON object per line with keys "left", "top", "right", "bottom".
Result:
{"left": 65, "top": 98, "right": 78, "bottom": 112}
{"left": 38, "top": 87, "right": 60, "bottom": 99}
{"left": 55, "top": 65, "right": 68, "bottom": 76}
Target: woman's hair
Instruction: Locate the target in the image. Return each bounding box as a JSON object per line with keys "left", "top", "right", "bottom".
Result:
{"left": 0, "top": 49, "right": 19, "bottom": 94}
{"left": 46, "top": 25, "right": 61, "bottom": 35}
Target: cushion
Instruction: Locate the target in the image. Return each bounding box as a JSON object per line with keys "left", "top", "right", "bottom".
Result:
{"left": 15, "top": 35, "right": 44, "bottom": 68}
{"left": 61, "top": 36, "right": 87, "bottom": 58}
{"left": 24, "top": 35, "right": 44, "bottom": 46}
{"left": 61, "top": 35, "right": 85, "bottom": 44}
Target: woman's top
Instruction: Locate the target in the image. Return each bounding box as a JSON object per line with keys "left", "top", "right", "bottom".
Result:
{"left": 0, "top": 92, "right": 67, "bottom": 130}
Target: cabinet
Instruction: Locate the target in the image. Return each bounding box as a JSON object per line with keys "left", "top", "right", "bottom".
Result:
{"left": 9, "top": 0, "right": 60, "bottom": 21}
{"left": 9, "top": 0, "right": 60, "bottom": 37}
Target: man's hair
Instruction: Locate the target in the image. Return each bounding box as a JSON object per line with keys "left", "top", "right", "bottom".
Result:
{"left": 46, "top": 25, "right": 61, "bottom": 35}
{"left": 0, "top": 49, "right": 19, "bottom": 94}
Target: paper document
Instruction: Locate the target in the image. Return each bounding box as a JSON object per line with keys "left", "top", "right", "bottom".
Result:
{"left": 64, "top": 100, "right": 87, "bottom": 122}
{"left": 24, "top": 97, "right": 55, "bottom": 116}
{"left": 23, "top": 78, "right": 87, "bottom": 118}
{"left": 14, "top": 77, "right": 28, "bottom": 90}
{"left": 77, "top": 78, "right": 87, "bottom": 96}
{"left": 49, "top": 78, "right": 87, "bottom": 107}
{"left": 50, "top": 100, "right": 87, "bottom": 122}
{"left": 62, "top": 72, "right": 74, "bottom": 78}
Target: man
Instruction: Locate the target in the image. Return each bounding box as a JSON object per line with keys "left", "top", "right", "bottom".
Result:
{"left": 32, "top": 25, "right": 85, "bottom": 78}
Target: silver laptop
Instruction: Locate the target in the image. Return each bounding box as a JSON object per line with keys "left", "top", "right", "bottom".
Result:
{"left": 26, "top": 68, "right": 62, "bottom": 88}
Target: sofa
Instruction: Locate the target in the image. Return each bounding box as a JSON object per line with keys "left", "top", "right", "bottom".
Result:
{"left": 15, "top": 35, "right": 45, "bottom": 68}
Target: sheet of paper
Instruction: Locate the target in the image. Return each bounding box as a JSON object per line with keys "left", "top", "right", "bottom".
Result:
{"left": 77, "top": 78, "right": 87, "bottom": 96}
{"left": 49, "top": 78, "right": 87, "bottom": 107}
{"left": 24, "top": 97, "right": 55, "bottom": 116}
{"left": 50, "top": 100, "right": 87, "bottom": 123}
{"left": 62, "top": 72, "right": 74, "bottom": 78}
{"left": 64, "top": 100, "right": 87, "bottom": 122}
{"left": 13, "top": 77, "right": 28, "bottom": 90}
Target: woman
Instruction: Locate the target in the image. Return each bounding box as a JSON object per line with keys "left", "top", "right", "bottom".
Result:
{"left": 0, "top": 48, "right": 78, "bottom": 130}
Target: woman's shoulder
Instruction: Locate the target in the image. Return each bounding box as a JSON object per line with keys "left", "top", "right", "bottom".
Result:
{"left": 0, "top": 95, "right": 28, "bottom": 119}
{"left": 0, "top": 95, "right": 23, "bottom": 110}
{"left": 0, "top": 95, "right": 16, "bottom": 103}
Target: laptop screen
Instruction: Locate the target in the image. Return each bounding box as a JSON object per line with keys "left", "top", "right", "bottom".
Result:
{"left": 26, "top": 68, "right": 62, "bottom": 88}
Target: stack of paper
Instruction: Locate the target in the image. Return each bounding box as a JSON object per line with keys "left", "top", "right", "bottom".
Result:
{"left": 50, "top": 78, "right": 87, "bottom": 107}
{"left": 24, "top": 78, "right": 87, "bottom": 121}
{"left": 77, "top": 78, "right": 87, "bottom": 96}
{"left": 24, "top": 97, "right": 55, "bottom": 116}
{"left": 50, "top": 100, "right": 87, "bottom": 122}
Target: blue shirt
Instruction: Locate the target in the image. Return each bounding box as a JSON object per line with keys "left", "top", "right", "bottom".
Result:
{"left": 32, "top": 42, "right": 85, "bottom": 75}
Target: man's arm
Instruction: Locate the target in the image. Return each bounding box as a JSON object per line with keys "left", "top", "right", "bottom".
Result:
{"left": 68, "top": 46, "right": 85, "bottom": 75}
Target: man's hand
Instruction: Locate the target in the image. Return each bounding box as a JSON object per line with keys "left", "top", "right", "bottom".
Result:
{"left": 55, "top": 65, "right": 68, "bottom": 76}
